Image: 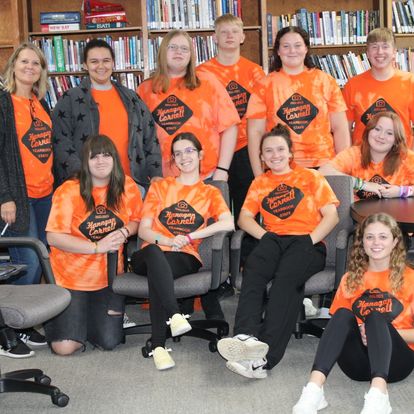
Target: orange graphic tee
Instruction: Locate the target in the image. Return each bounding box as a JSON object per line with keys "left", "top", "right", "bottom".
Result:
{"left": 91, "top": 88, "right": 131, "bottom": 175}
{"left": 12, "top": 95, "right": 53, "bottom": 198}
{"left": 331, "top": 267, "right": 414, "bottom": 351}
{"left": 343, "top": 70, "right": 414, "bottom": 148}
{"left": 137, "top": 72, "right": 240, "bottom": 178}
{"left": 46, "top": 176, "right": 142, "bottom": 291}
{"left": 242, "top": 167, "right": 339, "bottom": 235}
{"left": 140, "top": 177, "right": 230, "bottom": 262}
{"left": 197, "top": 56, "right": 265, "bottom": 151}
{"left": 246, "top": 68, "right": 347, "bottom": 167}
{"left": 329, "top": 146, "right": 414, "bottom": 199}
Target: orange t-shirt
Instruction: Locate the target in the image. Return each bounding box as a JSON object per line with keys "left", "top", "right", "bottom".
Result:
{"left": 197, "top": 56, "right": 265, "bottom": 151}
{"left": 46, "top": 176, "right": 142, "bottom": 291}
{"left": 343, "top": 70, "right": 414, "bottom": 148}
{"left": 12, "top": 95, "right": 53, "bottom": 198}
{"left": 246, "top": 68, "right": 347, "bottom": 168}
{"left": 330, "top": 146, "right": 414, "bottom": 199}
{"left": 331, "top": 267, "right": 414, "bottom": 351}
{"left": 91, "top": 87, "right": 131, "bottom": 175}
{"left": 137, "top": 72, "right": 240, "bottom": 178}
{"left": 140, "top": 177, "right": 230, "bottom": 262}
{"left": 242, "top": 167, "right": 339, "bottom": 235}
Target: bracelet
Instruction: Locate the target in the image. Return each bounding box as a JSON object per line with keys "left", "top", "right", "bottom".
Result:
{"left": 155, "top": 235, "right": 160, "bottom": 245}
{"left": 186, "top": 234, "right": 193, "bottom": 243}
{"left": 400, "top": 186, "right": 411, "bottom": 199}
{"left": 94, "top": 241, "right": 99, "bottom": 254}
{"left": 353, "top": 177, "right": 365, "bottom": 191}
{"left": 216, "top": 166, "right": 229, "bottom": 173}
{"left": 119, "top": 228, "right": 128, "bottom": 240}
{"left": 123, "top": 226, "right": 130, "bottom": 237}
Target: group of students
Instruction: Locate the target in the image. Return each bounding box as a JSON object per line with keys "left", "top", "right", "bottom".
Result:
{"left": 1, "top": 12, "right": 414, "bottom": 414}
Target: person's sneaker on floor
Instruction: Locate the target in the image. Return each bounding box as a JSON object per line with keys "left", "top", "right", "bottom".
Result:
{"left": 0, "top": 337, "right": 35, "bottom": 358}
{"left": 225, "top": 358, "right": 268, "bottom": 379}
{"left": 360, "top": 387, "right": 392, "bottom": 414}
{"left": 149, "top": 347, "right": 175, "bottom": 371}
{"left": 217, "top": 334, "right": 269, "bottom": 362}
{"left": 167, "top": 313, "right": 192, "bottom": 337}
{"left": 217, "top": 281, "right": 234, "bottom": 299}
{"left": 292, "top": 382, "right": 328, "bottom": 414}
{"left": 123, "top": 313, "right": 137, "bottom": 329}
{"left": 16, "top": 328, "right": 47, "bottom": 347}
{"left": 303, "top": 298, "right": 318, "bottom": 318}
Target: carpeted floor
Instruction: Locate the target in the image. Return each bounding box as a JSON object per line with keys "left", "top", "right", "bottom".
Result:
{"left": 1, "top": 295, "right": 413, "bottom": 414}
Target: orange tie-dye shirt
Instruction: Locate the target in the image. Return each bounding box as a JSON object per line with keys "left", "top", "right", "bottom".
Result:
{"left": 140, "top": 177, "right": 230, "bottom": 262}
{"left": 242, "top": 167, "right": 339, "bottom": 235}
{"left": 197, "top": 56, "right": 265, "bottom": 151}
{"left": 46, "top": 176, "right": 142, "bottom": 291}
{"left": 91, "top": 88, "right": 131, "bottom": 175}
{"left": 343, "top": 70, "right": 414, "bottom": 148}
{"left": 246, "top": 68, "right": 347, "bottom": 168}
{"left": 12, "top": 95, "right": 54, "bottom": 198}
{"left": 137, "top": 72, "right": 240, "bottom": 178}
{"left": 330, "top": 267, "right": 414, "bottom": 351}
{"left": 329, "top": 146, "right": 414, "bottom": 200}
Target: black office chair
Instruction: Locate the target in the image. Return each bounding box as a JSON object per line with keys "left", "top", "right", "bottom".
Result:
{"left": 230, "top": 175, "right": 354, "bottom": 339}
{"left": 110, "top": 181, "right": 232, "bottom": 356}
{"left": 0, "top": 237, "right": 71, "bottom": 407}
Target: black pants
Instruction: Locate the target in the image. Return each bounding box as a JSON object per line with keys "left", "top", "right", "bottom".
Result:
{"left": 234, "top": 232, "right": 326, "bottom": 369}
{"left": 312, "top": 308, "right": 414, "bottom": 382}
{"left": 130, "top": 244, "right": 201, "bottom": 348}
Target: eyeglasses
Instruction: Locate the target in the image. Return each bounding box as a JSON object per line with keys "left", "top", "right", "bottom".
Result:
{"left": 167, "top": 44, "right": 191, "bottom": 53}
{"left": 173, "top": 147, "right": 198, "bottom": 158}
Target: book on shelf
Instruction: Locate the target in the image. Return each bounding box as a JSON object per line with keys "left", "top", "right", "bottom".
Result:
{"left": 53, "top": 36, "right": 66, "bottom": 72}
{"left": 269, "top": 8, "right": 380, "bottom": 47}
{"left": 83, "top": 0, "right": 125, "bottom": 14}
{"left": 396, "top": 48, "right": 414, "bottom": 72}
{"left": 84, "top": 11, "right": 127, "bottom": 24}
{"left": 85, "top": 22, "right": 127, "bottom": 29}
{"left": 40, "top": 11, "right": 81, "bottom": 25}
{"left": 41, "top": 23, "right": 81, "bottom": 33}
{"left": 392, "top": 0, "right": 414, "bottom": 33}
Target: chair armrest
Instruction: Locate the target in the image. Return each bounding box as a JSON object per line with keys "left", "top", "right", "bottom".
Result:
{"left": 229, "top": 229, "right": 247, "bottom": 289}
{"left": 210, "top": 230, "right": 233, "bottom": 290}
{"left": 107, "top": 251, "right": 119, "bottom": 287}
{"left": 0, "top": 237, "right": 55, "bottom": 284}
{"left": 334, "top": 229, "right": 351, "bottom": 288}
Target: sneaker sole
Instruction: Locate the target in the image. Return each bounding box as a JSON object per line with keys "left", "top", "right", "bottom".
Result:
{"left": 0, "top": 348, "right": 35, "bottom": 358}
{"left": 292, "top": 397, "right": 328, "bottom": 413}
{"left": 225, "top": 361, "right": 267, "bottom": 379}
{"left": 170, "top": 323, "right": 192, "bottom": 337}
{"left": 155, "top": 361, "right": 175, "bottom": 371}
{"left": 217, "top": 337, "right": 269, "bottom": 361}
{"left": 25, "top": 340, "right": 47, "bottom": 347}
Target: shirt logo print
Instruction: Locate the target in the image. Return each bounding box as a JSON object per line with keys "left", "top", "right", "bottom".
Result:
{"left": 261, "top": 184, "right": 304, "bottom": 219}
{"left": 159, "top": 200, "right": 204, "bottom": 235}
{"left": 356, "top": 174, "right": 389, "bottom": 200}
{"left": 225, "top": 81, "right": 251, "bottom": 119}
{"left": 361, "top": 99, "right": 396, "bottom": 125}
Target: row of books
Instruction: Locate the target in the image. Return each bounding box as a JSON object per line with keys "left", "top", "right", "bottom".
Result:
{"left": 392, "top": 0, "right": 414, "bottom": 33}
{"left": 267, "top": 9, "right": 380, "bottom": 47}
{"left": 32, "top": 35, "right": 144, "bottom": 73}
{"left": 147, "top": 0, "right": 242, "bottom": 30}
{"left": 395, "top": 48, "right": 414, "bottom": 72}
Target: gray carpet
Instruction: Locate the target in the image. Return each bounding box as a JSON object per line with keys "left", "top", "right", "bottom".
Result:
{"left": 1, "top": 295, "right": 413, "bottom": 414}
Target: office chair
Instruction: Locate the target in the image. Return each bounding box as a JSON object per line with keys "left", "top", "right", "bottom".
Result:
{"left": 230, "top": 175, "right": 354, "bottom": 339}
{"left": 0, "top": 237, "right": 71, "bottom": 407}
{"left": 110, "top": 181, "right": 232, "bottom": 356}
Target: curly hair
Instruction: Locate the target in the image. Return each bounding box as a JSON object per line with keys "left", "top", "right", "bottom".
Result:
{"left": 346, "top": 213, "right": 406, "bottom": 294}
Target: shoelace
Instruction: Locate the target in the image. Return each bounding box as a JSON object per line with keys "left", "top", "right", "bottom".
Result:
{"left": 148, "top": 347, "right": 172, "bottom": 357}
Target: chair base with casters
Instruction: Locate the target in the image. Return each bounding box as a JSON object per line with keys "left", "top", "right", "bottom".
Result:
{"left": 0, "top": 238, "right": 71, "bottom": 407}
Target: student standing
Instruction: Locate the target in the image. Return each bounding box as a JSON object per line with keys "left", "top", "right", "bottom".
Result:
{"left": 343, "top": 28, "right": 414, "bottom": 149}
{"left": 246, "top": 26, "right": 350, "bottom": 176}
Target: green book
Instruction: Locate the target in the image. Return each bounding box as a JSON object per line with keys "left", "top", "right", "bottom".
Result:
{"left": 53, "top": 35, "right": 66, "bottom": 72}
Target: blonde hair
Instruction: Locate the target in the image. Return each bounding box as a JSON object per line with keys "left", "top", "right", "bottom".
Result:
{"left": 3, "top": 43, "right": 48, "bottom": 99}
{"left": 151, "top": 30, "right": 200, "bottom": 94}
{"left": 214, "top": 14, "right": 243, "bottom": 31}
{"left": 346, "top": 213, "right": 406, "bottom": 294}
{"left": 367, "top": 28, "right": 396, "bottom": 48}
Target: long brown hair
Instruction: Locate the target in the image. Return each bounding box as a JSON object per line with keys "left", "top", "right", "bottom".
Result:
{"left": 151, "top": 30, "right": 200, "bottom": 93}
{"left": 360, "top": 111, "right": 407, "bottom": 176}
{"left": 79, "top": 135, "right": 125, "bottom": 212}
{"left": 346, "top": 213, "right": 406, "bottom": 294}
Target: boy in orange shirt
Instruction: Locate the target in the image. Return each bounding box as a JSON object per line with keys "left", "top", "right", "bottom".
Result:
{"left": 198, "top": 14, "right": 265, "bottom": 222}
{"left": 343, "top": 28, "right": 414, "bottom": 148}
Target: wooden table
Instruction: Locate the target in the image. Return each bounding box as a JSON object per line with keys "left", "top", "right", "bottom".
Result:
{"left": 351, "top": 198, "right": 414, "bottom": 233}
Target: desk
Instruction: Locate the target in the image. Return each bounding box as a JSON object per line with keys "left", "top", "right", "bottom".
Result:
{"left": 351, "top": 198, "right": 414, "bottom": 233}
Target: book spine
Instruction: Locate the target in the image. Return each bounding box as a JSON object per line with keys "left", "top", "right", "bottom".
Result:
{"left": 40, "top": 11, "right": 81, "bottom": 24}
{"left": 85, "top": 22, "right": 127, "bottom": 29}
{"left": 41, "top": 23, "right": 80, "bottom": 32}
{"left": 53, "top": 36, "right": 66, "bottom": 72}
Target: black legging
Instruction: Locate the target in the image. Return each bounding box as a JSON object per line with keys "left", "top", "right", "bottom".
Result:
{"left": 312, "top": 308, "right": 414, "bottom": 382}
{"left": 130, "top": 244, "right": 201, "bottom": 348}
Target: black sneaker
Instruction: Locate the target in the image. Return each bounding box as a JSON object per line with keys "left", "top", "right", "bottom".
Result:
{"left": 16, "top": 328, "right": 47, "bottom": 347}
{"left": 217, "top": 281, "right": 234, "bottom": 299}
{"left": 0, "top": 337, "right": 35, "bottom": 358}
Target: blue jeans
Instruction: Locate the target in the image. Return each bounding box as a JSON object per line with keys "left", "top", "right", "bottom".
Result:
{"left": 6, "top": 194, "right": 52, "bottom": 285}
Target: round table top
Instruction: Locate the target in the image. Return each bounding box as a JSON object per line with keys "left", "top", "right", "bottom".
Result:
{"left": 351, "top": 198, "right": 414, "bottom": 232}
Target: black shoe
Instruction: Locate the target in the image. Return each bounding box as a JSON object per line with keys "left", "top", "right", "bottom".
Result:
{"left": 217, "top": 282, "right": 234, "bottom": 299}
{"left": 0, "top": 337, "right": 35, "bottom": 358}
{"left": 16, "top": 328, "right": 47, "bottom": 347}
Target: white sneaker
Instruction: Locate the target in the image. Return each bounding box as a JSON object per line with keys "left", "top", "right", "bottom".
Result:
{"left": 123, "top": 313, "right": 137, "bottom": 329}
{"left": 217, "top": 334, "right": 269, "bottom": 362}
{"left": 303, "top": 298, "right": 318, "bottom": 318}
{"left": 167, "top": 313, "right": 192, "bottom": 337}
{"left": 292, "top": 382, "right": 328, "bottom": 414}
{"left": 360, "top": 387, "right": 392, "bottom": 414}
{"left": 226, "top": 358, "right": 268, "bottom": 379}
{"left": 149, "top": 347, "right": 175, "bottom": 371}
